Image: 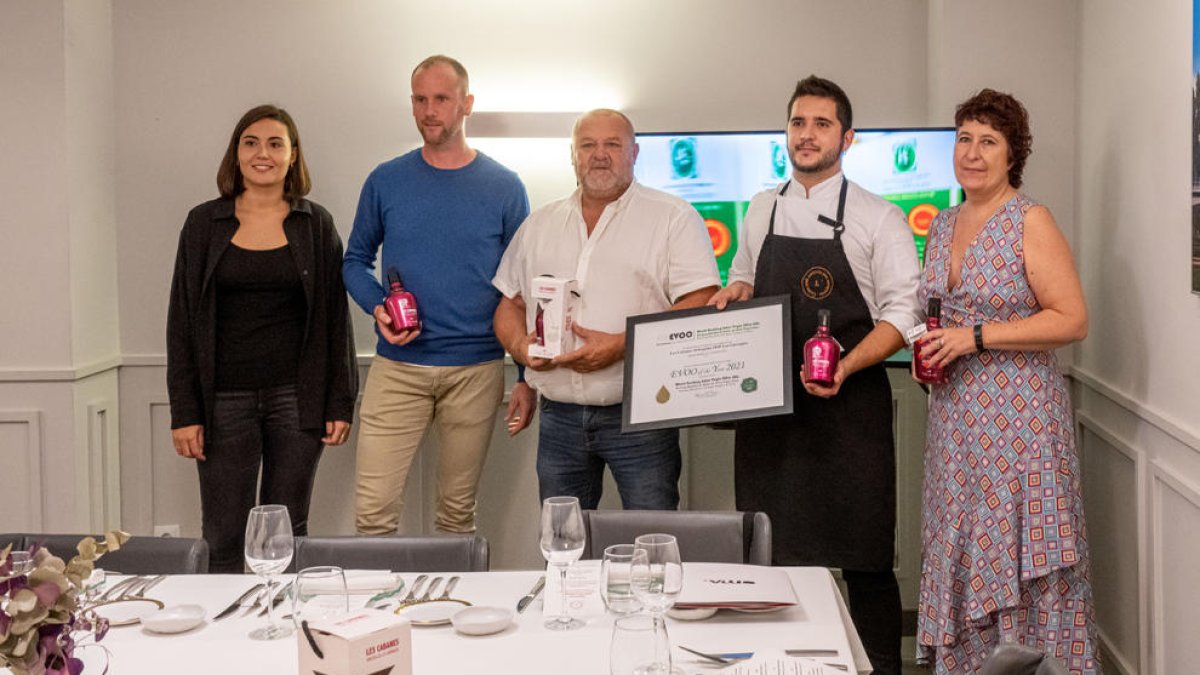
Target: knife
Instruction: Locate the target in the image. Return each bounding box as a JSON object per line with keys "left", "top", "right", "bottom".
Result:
{"left": 214, "top": 583, "right": 264, "bottom": 621}
{"left": 516, "top": 576, "right": 545, "bottom": 613}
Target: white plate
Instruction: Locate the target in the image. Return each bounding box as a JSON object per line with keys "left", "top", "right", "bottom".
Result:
{"left": 395, "top": 599, "right": 471, "bottom": 626}
{"left": 90, "top": 597, "right": 164, "bottom": 626}
{"left": 666, "top": 606, "right": 718, "bottom": 621}
{"left": 451, "top": 606, "right": 513, "bottom": 636}
{"left": 141, "top": 604, "right": 206, "bottom": 633}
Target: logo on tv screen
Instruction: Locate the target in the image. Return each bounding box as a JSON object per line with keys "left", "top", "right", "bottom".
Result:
{"left": 893, "top": 140, "right": 917, "bottom": 174}
{"left": 771, "top": 141, "right": 788, "bottom": 180}
{"left": 670, "top": 137, "right": 698, "bottom": 179}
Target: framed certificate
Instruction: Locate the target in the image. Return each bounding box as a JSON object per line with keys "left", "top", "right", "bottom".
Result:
{"left": 621, "top": 295, "right": 793, "bottom": 432}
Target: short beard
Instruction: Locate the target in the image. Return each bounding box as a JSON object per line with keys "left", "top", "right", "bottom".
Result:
{"left": 790, "top": 144, "right": 841, "bottom": 176}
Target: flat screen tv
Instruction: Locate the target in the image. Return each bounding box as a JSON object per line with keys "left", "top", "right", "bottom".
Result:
{"left": 633, "top": 128, "right": 962, "bottom": 283}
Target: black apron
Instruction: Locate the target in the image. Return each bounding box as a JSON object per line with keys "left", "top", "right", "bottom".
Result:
{"left": 734, "top": 179, "right": 896, "bottom": 571}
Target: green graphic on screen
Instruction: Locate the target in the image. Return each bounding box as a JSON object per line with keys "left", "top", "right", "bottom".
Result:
{"left": 692, "top": 201, "right": 749, "bottom": 284}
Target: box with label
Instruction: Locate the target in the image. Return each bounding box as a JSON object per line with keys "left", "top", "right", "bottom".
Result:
{"left": 297, "top": 609, "right": 412, "bottom": 675}
{"left": 527, "top": 276, "right": 578, "bottom": 359}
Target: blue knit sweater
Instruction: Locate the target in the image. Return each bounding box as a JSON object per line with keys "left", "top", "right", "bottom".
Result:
{"left": 343, "top": 150, "right": 529, "bottom": 365}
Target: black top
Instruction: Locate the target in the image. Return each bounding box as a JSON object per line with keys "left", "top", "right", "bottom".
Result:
{"left": 214, "top": 244, "right": 306, "bottom": 390}
{"left": 167, "top": 197, "right": 358, "bottom": 435}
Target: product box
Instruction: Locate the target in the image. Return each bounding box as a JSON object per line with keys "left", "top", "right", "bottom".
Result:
{"left": 527, "top": 276, "right": 578, "bottom": 359}
{"left": 297, "top": 609, "right": 412, "bottom": 675}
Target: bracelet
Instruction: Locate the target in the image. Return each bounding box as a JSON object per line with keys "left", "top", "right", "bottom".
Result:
{"left": 973, "top": 324, "right": 985, "bottom": 352}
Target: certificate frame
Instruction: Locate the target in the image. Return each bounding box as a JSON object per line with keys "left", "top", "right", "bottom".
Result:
{"left": 621, "top": 295, "right": 793, "bottom": 432}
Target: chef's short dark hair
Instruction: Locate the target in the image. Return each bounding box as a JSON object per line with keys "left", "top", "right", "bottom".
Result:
{"left": 787, "top": 75, "right": 853, "bottom": 134}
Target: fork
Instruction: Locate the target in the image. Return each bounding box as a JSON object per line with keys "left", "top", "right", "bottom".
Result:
{"left": 133, "top": 575, "right": 167, "bottom": 598}
{"left": 418, "top": 576, "right": 444, "bottom": 603}
{"left": 438, "top": 576, "right": 460, "bottom": 600}
{"left": 395, "top": 574, "right": 428, "bottom": 607}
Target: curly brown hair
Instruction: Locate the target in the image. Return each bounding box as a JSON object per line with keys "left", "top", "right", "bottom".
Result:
{"left": 954, "top": 89, "right": 1032, "bottom": 188}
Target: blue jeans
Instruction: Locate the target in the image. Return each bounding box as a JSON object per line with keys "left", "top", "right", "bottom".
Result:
{"left": 536, "top": 398, "right": 681, "bottom": 510}
{"left": 199, "top": 384, "right": 324, "bottom": 573}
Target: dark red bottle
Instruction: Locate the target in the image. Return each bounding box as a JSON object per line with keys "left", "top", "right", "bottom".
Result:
{"left": 384, "top": 268, "right": 420, "bottom": 330}
{"left": 915, "top": 297, "right": 947, "bottom": 384}
{"left": 534, "top": 303, "right": 545, "bottom": 346}
{"left": 803, "top": 309, "right": 839, "bottom": 387}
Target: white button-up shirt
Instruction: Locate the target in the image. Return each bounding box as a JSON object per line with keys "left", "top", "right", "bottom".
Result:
{"left": 728, "top": 172, "right": 922, "bottom": 335}
{"left": 493, "top": 181, "right": 720, "bottom": 405}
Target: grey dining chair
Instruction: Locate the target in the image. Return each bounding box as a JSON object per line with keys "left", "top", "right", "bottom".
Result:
{"left": 16, "top": 534, "right": 209, "bottom": 574}
{"left": 580, "top": 510, "right": 773, "bottom": 565}
{"left": 292, "top": 534, "right": 489, "bottom": 572}
{"left": 981, "top": 643, "right": 1071, "bottom": 675}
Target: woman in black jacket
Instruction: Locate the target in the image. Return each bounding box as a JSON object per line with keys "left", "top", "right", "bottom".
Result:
{"left": 167, "top": 104, "right": 357, "bottom": 573}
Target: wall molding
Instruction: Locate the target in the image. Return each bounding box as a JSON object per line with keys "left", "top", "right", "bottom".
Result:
{"left": 1077, "top": 413, "right": 1146, "bottom": 675}
{"left": 1072, "top": 366, "right": 1200, "bottom": 455}
{"left": 1148, "top": 460, "right": 1200, "bottom": 675}
{"left": 0, "top": 355, "right": 122, "bottom": 383}
{"left": 0, "top": 410, "right": 44, "bottom": 529}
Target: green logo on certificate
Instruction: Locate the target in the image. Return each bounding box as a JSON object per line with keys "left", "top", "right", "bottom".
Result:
{"left": 741, "top": 378, "right": 758, "bottom": 393}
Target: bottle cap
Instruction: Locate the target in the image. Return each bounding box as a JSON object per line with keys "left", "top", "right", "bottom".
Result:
{"left": 927, "top": 297, "right": 941, "bottom": 316}
{"left": 387, "top": 268, "right": 403, "bottom": 288}
{"left": 817, "top": 308, "right": 831, "bottom": 326}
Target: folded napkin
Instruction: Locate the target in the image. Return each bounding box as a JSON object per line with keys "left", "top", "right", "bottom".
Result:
{"left": 302, "top": 570, "right": 400, "bottom": 594}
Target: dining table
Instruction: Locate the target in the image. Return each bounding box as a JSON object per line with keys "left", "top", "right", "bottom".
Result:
{"left": 65, "top": 567, "right": 870, "bottom": 674}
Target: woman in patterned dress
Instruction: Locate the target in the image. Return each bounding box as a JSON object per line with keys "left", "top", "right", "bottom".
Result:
{"left": 913, "top": 89, "right": 1100, "bottom": 674}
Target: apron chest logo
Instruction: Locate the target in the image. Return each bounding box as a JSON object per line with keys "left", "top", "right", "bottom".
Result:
{"left": 800, "top": 266, "right": 834, "bottom": 300}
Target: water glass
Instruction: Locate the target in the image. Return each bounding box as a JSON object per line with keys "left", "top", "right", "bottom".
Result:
{"left": 601, "top": 544, "right": 642, "bottom": 615}
{"left": 539, "top": 495, "right": 586, "bottom": 630}
{"left": 244, "top": 504, "right": 294, "bottom": 640}
{"left": 630, "top": 533, "right": 683, "bottom": 615}
{"left": 609, "top": 614, "right": 671, "bottom": 675}
{"left": 293, "top": 566, "right": 349, "bottom": 627}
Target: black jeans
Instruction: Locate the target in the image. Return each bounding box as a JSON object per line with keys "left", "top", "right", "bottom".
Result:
{"left": 841, "top": 568, "right": 902, "bottom": 675}
{"left": 199, "top": 384, "right": 324, "bottom": 573}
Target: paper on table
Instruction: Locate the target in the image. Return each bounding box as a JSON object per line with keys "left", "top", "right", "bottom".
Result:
{"left": 304, "top": 569, "right": 401, "bottom": 594}
{"left": 542, "top": 560, "right": 605, "bottom": 620}
{"left": 674, "top": 562, "right": 797, "bottom": 610}
{"left": 687, "top": 650, "right": 844, "bottom": 675}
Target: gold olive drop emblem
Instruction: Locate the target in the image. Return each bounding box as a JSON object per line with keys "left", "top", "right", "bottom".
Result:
{"left": 656, "top": 386, "right": 671, "bottom": 404}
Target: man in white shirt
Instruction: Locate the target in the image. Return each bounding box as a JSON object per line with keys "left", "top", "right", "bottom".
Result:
{"left": 493, "top": 109, "right": 720, "bottom": 509}
{"left": 708, "top": 76, "right": 920, "bottom": 675}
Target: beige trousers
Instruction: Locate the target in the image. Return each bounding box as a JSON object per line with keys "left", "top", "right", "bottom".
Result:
{"left": 354, "top": 357, "right": 504, "bottom": 535}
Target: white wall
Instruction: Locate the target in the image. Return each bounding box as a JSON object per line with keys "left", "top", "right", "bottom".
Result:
{"left": 1076, "top": 1, "right": 1200, "bottom": 673}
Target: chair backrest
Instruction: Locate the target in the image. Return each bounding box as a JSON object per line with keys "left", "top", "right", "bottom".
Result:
{"left": 981, "top": 643, "right": 1070, "bottom": 675}
{"left": 18, "top": 534, "right": 209, "bottom": 574}
{"left": 0, "top": 533, "right": 24, "bottom": 553}
{"left": 580, "top": 510, "right": 772, "bottom": 565}
{"left": 293, "top": 535, "right": 489, "bottom": 572}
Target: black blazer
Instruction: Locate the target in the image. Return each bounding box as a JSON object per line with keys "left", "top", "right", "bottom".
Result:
{"left": 166, "top": 197, "right": 357, "bottom": 436}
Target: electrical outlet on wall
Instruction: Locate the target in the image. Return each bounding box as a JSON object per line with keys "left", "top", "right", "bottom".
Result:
{"left": 153, "top": 525, "right": 180, "bottom": 538}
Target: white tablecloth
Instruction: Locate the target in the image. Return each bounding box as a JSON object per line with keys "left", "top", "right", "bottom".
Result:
{"left": 72, "top": 568, "right": 869, "bottom": 674}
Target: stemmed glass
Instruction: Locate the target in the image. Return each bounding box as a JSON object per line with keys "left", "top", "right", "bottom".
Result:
{"left": 630, "top": 533, "right": 683, "bottom": 673}
{"left": 538, "top": 495, "right": 586, "bottom": 631}
{"left": 244, "top": 504, "right": 294, "bottom": 640}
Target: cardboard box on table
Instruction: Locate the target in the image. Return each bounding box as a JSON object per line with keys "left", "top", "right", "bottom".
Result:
{"left": 297, "top": 609, "right": 411, "bottom": 675}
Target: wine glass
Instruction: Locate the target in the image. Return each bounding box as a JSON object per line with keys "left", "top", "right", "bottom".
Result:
{"left": 244, "top": 504, "right": 294, "bottom": 640}
{"left": 539, "top": 495, "right": 586, "bottom": 630}
{"left": 293, "top": 566, "right": 349, "bottom": 627}
{"left": 601, "top": 544, "right": 643, "bottom": 615}
{"left": 630, "top": 534, "right": 683, "bottom": 673}
{"left": 610, "top": 613, "right": 670, "bottom": 675}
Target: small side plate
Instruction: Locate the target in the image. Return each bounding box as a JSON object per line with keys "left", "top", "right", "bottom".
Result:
{"left": 451, "top": 606, "right": 513, "bottom": 636}
{"left": 141, "top": 604, "right": 206, "bottom": 634}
